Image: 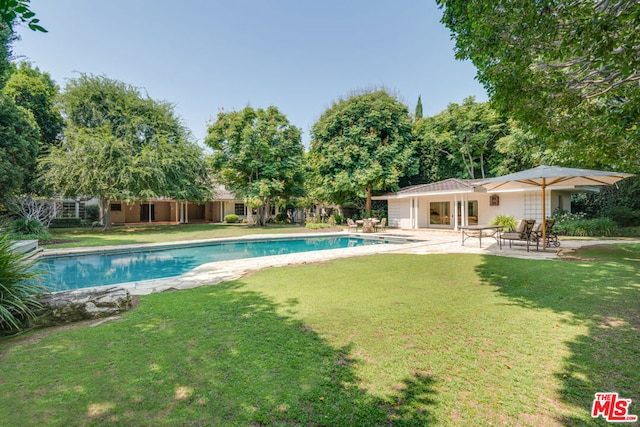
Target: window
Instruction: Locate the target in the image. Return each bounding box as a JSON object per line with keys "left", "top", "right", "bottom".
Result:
{"left": 429, "top": 202, "right": 450, "bottom": 225}
{"left": 467, "top": 200, "right": 478, "bottom": 225}
{"left": 61, "top": 202, "right": 75, "bottom": 218}
{"left": 234, "top": 203, "right": 245, "bottom": 216}
{"left": 111, "top": 203, "right": 122, "bottom": 212}
{"left": 60, "top": 201, "right": 85, "bottom": 218}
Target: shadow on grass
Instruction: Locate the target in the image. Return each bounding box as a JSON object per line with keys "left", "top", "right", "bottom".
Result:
{"left": 475, "top": 243, "right": 640, "bottom": 426}
{"left": 0, "top": 281, "right": 438, "bottom": 426}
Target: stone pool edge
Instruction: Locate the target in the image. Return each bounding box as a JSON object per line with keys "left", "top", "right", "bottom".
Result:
{"left": 38, "top": 232, "right": 424, "bottom": 296}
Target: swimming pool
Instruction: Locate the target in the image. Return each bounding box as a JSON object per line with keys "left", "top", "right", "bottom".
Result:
{"left": 36, "top": 235, "right": 404, "bottom": 292}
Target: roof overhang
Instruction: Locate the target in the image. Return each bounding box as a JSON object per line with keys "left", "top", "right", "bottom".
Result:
{"left": 373, "top": 188, "right": 482, "bottom": 200}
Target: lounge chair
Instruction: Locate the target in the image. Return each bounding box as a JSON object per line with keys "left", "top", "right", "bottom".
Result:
{"left": 501, "top": 219, "right": 538, "bottom": 252}
{"left": 535, "top": 218, "right": 560, "bottom": 248}
{"left": 347, "top": 218, "right": 358, "bottom": 232}
{"left": 375, "top": 218, "right": 386, "bottom": 232}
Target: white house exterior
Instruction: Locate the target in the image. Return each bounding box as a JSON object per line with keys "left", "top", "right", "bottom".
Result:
{"left": 374, "top": 178, "right": 573, "bottom": 230}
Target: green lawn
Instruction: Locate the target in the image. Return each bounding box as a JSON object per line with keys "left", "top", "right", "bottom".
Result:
{"left": 0, "top": 245, "right": 638, "bottom": 425}
{"left": 43, "top": 223, "right": 323, "bottom": 248}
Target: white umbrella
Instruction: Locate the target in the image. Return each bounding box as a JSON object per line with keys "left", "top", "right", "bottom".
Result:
{"left": 479, "top": 165, "right": 634, "bottom": 248}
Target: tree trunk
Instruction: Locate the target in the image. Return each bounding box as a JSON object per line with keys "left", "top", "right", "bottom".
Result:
{"left": 100, "top": 197, "right": 112, "bottom": 231}
{"left": 256, "top": 205, "right": 263, "bottom": 227}
{"left": 247, "top": 210, "right": 254, "bottom": 226}
{"left": 261, "top": 199, "right": 271, "bottom": 227}
{"left": 366, "top": 186, "right": 372, "bottom": 212}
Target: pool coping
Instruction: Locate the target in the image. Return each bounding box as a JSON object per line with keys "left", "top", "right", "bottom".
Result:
{"left": 37, "top": 231, "right": 424, "bottom": 295}
{"left": 36, "top": 231, "right": 411, "bottom": 258}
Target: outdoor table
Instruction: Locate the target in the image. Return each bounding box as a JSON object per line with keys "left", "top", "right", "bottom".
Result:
{"left": 460, "top": 225, "right": 503, "bottom": 248}
{"left": 356, "top": 218, "right": 379, "bottom": 233}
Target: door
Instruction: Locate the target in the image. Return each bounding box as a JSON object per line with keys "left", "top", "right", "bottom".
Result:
{"left": 140, "top": 203, "right": 155, "bottom": 222}
{"left": 457, "top": 200, "right": 479, "bottom": 226}
{"left": 429, "top": 202, "right": 451, "bottom": 227}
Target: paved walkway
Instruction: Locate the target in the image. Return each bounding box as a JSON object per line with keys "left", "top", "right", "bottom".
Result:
{"left": 40, "top": 230, "right": 639, "bottom": 296}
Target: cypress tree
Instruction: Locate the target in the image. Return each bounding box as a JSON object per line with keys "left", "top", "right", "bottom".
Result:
{"left": 414, "top": 95, "right": 423, "bottom": 119}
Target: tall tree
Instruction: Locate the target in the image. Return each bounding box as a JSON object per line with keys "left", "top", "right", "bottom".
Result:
{"left": 3, "top": 62, "right": 63, "bottom": 147}
{"left": 309, "top": 90, "right": 417, "bottom": 211}
{"left": 414, "top": 95, "right": 423, "bottom": 120}
{"left": 435, "top": 97, "right": 507, "bottom": 179}
{"left": 205, "top": 106, "right": 305, "bottom": 227}
{"left": 40, "top": 74, "right": 211, "bottom": 229}
{"left": 409, "top": 97, "right": 515, "bottom": 183}
{"left": 0, "top": 21, "right": 15, "bottom": 89}
{"left": 438, "top": 0, "right": 640, "bottom": 172}
{"left": 2, "top": 62, "right": 63, "bottom": 195}
{"left": 492, "top": 119, "right": 558, "bottom": 177}
{"left": 0, "top": 25, "right": 41, "bottom": 207}
{"left": 0, "top": 93, "right": 40, "bottom": 207}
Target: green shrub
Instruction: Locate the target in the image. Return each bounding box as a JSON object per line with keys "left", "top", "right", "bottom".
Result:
{"left": 305, "top": 215, "right": 321, "bottom": 224}
{"left": 332, "top": 214, "right": 343, "bottom": 225}
{"left": 10, "top": 218, "right": 51, "bottom": 240}
{"left": 305, "top": 222, "right": 333, "bottom": 230}
{"left": 490, "top": 214, "right": 518, "bottom": 231}
{"left": 12, "top": 218, "right": 46, "bottom": 235}
{"left": 84, "top": 204, "right": 100, "bottom": 222}
{"left": 273, "top": 212, "right": 288, "bottom": 223}
{"left": 49, "top": 217, "right": 82, "bottom": 228}
{"left": 223, "top": 214, "right": 239, "bottom": 223}
{"left": 0, "top": 232, "right": 46, "bottom": 332}
{"left": 553, "top": 218, "right": 619, "bottom": 237}
{"left": 553, "top": 209, "right": 588, "bottom": 223}
{"left": 618, "top": 226, "right": 640, "bottom": 237}
{"left": 601, "top": 205, "right": 640, "bottom": 227}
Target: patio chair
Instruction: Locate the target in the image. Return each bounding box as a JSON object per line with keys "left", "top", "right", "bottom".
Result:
{"left": 534, "top": 218, "right": 560, "bottom": 248}
{"left": 375, "top": 218, "right": 387, "bottom": 232}
{"left": 347, "top": 218, "right": 358, "bottom": 232}
{"left": 501, "top": 219, "right": 538, "bottom": 252}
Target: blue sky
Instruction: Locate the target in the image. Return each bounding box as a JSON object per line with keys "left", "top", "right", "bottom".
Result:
{"left": 15, "top": 0, "right": 487, "bottom": 146}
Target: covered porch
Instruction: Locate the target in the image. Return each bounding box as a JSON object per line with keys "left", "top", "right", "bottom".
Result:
{"left": 375, "top": 177, "right": 575, "bottom": 231}
{"left": 374, "top": 178, "right": 488, "bottom": 231}
{"left": 108, "top": 199, "right": 245, "bottom": 225}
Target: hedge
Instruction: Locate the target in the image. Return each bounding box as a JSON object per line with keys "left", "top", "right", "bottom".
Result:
{"left": 49, "top": 218, "right": 82, "bottom": 228}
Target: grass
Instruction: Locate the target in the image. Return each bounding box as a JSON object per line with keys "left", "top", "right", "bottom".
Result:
{"left": 41, "top": 223, "right": 319, "bottom": 248}
{"left": 0, "top": 244, "right": 638, "bottom": 425}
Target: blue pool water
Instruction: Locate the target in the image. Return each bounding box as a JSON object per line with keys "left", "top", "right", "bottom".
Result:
{"left": 36, "top": 235, "right": 397, "bottom": 292}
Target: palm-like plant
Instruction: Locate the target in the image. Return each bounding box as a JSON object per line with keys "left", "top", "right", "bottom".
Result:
{"left": 490, "top": 214, "right": 518, "bottom": 232}
{"left": 0, "top": 232, "right": 46, "bottom": 331}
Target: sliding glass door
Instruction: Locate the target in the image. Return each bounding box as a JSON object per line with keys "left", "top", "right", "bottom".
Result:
{"left": 429, "top": 202, "right": 450, "bottom": 227}
{"left": 456, "top": 200, "right": 479, "bottom": 226}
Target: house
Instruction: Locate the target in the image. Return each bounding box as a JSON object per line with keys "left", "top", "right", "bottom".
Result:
{"left": 109, "top": 185, "right": 248, "bottom": 225}
{"left": 56, "top": 185, "right": 250, "bottom": 225}
{"left": 373, "top": 177, "right": 573, "bottom": 230}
